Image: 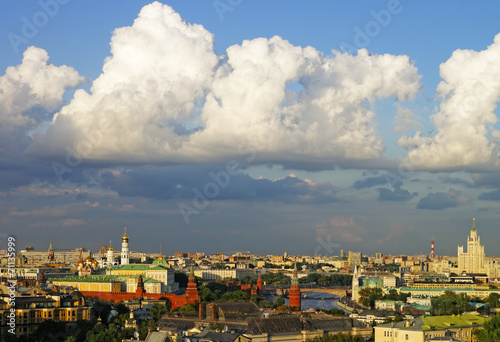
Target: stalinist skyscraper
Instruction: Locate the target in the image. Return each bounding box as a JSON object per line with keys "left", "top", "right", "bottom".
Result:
{"left": 457, "top": 218, "right": 485, "bottom": 274}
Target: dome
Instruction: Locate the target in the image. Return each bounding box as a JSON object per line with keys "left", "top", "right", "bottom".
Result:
{"left": 85, "top": 257, "right": 92, "bottom": 263}
{"left": 108, "top": 246, "right": 114, "bottom": 251}
{"left": 122, "top": 227, "right": 129, "bottom": 242}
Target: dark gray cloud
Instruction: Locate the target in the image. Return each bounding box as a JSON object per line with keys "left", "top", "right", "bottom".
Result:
{"left": 417, "top": 189, "right": 468, "bottom": 210}
{"left": 471, "top": 173, "right": 500, "bottom": 187}
{"left": 353, "top": 175, "right": 388, "bottom": 189}
{"left": 97, "top": 165, "right": 339, "bottom": 204}
{"left": 478, "top": 189, "right": 500, "bottom": 201}
{"left": 377, "top": 187, "right": 417, "bottom": 201}
{"left": 438, "top": 175, "right": 472, "bottom": 187}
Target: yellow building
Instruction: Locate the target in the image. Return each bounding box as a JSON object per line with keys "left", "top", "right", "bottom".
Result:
{"left": 0, "top": 285, "right": 90, "bottom": 338}
{"left": 105, "top": 263, "right": 179, "bottom": 293}
{"left": 375, "top": 315, "right": 486, "bottom": 342}
{"left": 49, "top": 275, "right": 123, "bottom": 292}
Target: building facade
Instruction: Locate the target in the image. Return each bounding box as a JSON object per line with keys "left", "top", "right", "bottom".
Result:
{"left": 457, "top": 218, "right": 485, "bottom": 274}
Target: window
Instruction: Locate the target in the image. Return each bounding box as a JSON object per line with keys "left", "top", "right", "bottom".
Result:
{"left": 405, "top": 334, "right": 409, "bottom": 340}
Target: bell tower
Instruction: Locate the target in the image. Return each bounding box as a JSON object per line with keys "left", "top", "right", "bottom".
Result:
{"left": 121, "top": 227, "right": 130, "bottom": 265}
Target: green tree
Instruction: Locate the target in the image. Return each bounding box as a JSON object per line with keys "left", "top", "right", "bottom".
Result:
{"left": 486, "top": 293, "right": 500, "bottom": 308}
{"left": 276, "top": 304, "right": 291, "bottom": 312}
{"left": 474, "top": 314, "right": 500, "bottom": 341}
{"left": 431, "top": 291, "right": 473, "bottom": 316}
{"left": 149, "top": 303, "right": 169, "bottom": 321}
{"left": 199, "top": 286, "right": 218, "bottom": 302}
{"left": 273, "top": 297, "right": 285, "bottom": 308}
{"left": 358, "top": 287, "right": 383, "bottom": 308}
{"left": 259, "top": 300, "right": 272, "bottom": 308}
{"left": 172, "top": 303, "right": 197, "bottom": 313}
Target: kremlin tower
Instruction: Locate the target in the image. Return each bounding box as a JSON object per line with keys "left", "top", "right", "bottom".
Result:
{"left": 47, "top": 238, "right": 55, "bottom": 262}
{"left": 288, "top": 263, "right": 301, "bottom": 310}
{"left": 257, "top": 270, "right": 263, "bottom": 293}
{"left": 121, "top": 227, "right": 130, "bottom": 265}
{"left": 185, "top": 264, "right": 199, "bottom": 299}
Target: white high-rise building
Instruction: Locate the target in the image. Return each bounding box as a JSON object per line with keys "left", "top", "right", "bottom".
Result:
{"left": 121, "top": 227, "right": 130, "bottom": 265}
{"left": 457, "top": 218, "right": 485, "bottom": 274}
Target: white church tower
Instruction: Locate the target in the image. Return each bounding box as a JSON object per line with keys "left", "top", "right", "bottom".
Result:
{"left": 121, "top": 227, "right": 130, "bottom": 265}
{"left": 107, "top": 241, "right": 115, "bottom": 266}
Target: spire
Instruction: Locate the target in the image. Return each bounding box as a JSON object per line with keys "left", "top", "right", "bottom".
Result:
{"left": 472, "top": 217, "right": 476, "bottom": 231}
{"left": 292, "top": 263, "right": 299, "bottom": 285}
{"left": 48, "top": 238, "right": 54, "bottom": 251}
{"left": 190, "top": 264, "right": 194, "bottom": 277}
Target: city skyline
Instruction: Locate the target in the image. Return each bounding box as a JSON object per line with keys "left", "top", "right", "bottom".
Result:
{"left": 1, "top": 1, "right": 500, "bottom": 255}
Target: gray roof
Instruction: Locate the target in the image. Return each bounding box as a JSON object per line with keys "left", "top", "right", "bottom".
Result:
{"left": 145, "top": 331, "right": 169, "bottom": 342}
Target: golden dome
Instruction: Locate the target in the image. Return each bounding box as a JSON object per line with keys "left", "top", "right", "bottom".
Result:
{"left": 85, "top": 256, "right": 92, "bottom": 262}
{"left": 108, "top": 246, "right": 114, "bottom": 251}
{"left": 122, "top": 227, "right": 129, "bottom": 242}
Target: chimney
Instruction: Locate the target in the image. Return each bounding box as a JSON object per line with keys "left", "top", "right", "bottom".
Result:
{"left": 211, "top": 304, "right": 217, "bottom": 321}
{"left": 199, "top": 303, "right": 205, "bottom": 320}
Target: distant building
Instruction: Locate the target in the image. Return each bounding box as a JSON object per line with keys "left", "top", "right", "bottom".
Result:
{"left": 18, "top": 239, "right": 91, "bottom": 265}
{"left": 374, "top": 315, "right": 486, "bottom": 342}
{"left": 0, "top": 284, "right": 90, "bottom": 338}
{"left": 348, "top": 251, "right": 362, "bottom": 267}
{"left": 194, "top": 268, "right": 256, "bottom": 281}
{"left": 352, "top": 266, "right": 397, "bottom": 302}
{"left": 158, "top": 302, "right": 371, "bottom": 340}
{"left": 457, "top": 218, "right": 485, "bottom": 274}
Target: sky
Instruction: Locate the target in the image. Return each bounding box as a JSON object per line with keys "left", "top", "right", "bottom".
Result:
{"left": 1, "top": 1, "right": 500, "bottom": 257}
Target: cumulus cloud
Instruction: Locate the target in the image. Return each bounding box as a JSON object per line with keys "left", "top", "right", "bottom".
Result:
{"left": 316, "top": 216, "right": 365, "bottom": 243}
{"left": 25, "top": 2, "right": 420, "bottom": 168}
{"left": 0, "top": 46, "right": 84, "bottom": 165}
{"left": 400, "top": 34, "right": 500, "bottom": 170}
{"left": 417, "top": 189, "right": 469, "bottom": 209}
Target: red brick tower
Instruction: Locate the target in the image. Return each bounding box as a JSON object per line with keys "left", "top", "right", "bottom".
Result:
{"left": 185, "top": 264, "right": 199, "bottom": 301}
{"left": 288, "top": 263, "right": 301, "bottom": 310}
{"left": 257, "top": 270, "right": 263, "bottom": 293}
{"left": 136, "top": 274, "right": 145, "bottom": 297}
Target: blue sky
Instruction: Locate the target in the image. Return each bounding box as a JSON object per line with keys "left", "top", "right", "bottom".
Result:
{"left": 1, "top": 1, "right": 500, "bottom": 257}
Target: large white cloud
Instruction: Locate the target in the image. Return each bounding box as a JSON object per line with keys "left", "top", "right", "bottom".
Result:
{"left": 399, "top": 34, "right": 500, "bottom": 170}
{"left": 28, "top": 1, "right": 421, "bottom": 167}
{"left": 0, "top": 46, "right": 84, "bottom": 128}
{"left": 0, "top": 46, "right": 84, "bottom": 164}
